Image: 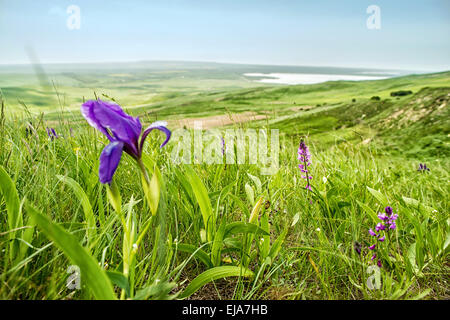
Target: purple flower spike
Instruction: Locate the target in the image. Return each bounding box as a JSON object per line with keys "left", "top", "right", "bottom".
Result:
{"left": 369, "top": 244, "right": 376, "bottom": 250}
{"left": 385, "top": 206, "right": 393, "bottom": 215}
{"left": 369, "top": 229, "right": 377, "bottom": 236}
{"left": 221, "top": 136, "right": 225, "bottom": 155}
{"left": 81, "top": 99, "right": 171, "bottom": 184}
{"left": 298, "top": 140, "right": 312, "bottom": 191}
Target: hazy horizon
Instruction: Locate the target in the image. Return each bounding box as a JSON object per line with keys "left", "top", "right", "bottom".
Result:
{"left": 0, "top": 59, "right": 432, "bottom": 74}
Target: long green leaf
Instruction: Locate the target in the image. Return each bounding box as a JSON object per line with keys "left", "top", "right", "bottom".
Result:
{"left": 107, "top": 270, "right": 130, "bottom": 297}
{"left": 0, "top": 165, "right": 22, "bottom": 261}
{"left": 27, "top": 204, "right": 116, "bottom": 300}
{"left": 367, "top": 187, "right": 389, "bottom": 207}
{"left": 174, "top": 243, "right": 212, "bottom": 268}
{"left": 224, "top": 222, "right": 269, "bottom": 238}
{"left": 211, "top": 219, "right": 226, "bottom": 266}
{"left": 179, "top": 266, "right": 254, "bottom": 298}
{"left": 0, "top": 166, "right": 22, "bottom": 233}
{"left": 184, "top": 166, "right": 214, "bottom": 241}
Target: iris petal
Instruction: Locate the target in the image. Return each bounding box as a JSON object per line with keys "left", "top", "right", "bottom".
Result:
{"left": 81, "top": 99, "right": 142, "bottom": 155}
{"left": 99, "top": 141, "right": 124, "bottom": 184}
{"left": 140, "top": 121, "right": 172, "bottom": 151}
{"left": 81, "top": 100, "right": 113, "bottom": 139}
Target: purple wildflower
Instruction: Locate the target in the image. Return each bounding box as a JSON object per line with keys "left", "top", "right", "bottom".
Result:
{"left": 367, "top": 206, "right": 399, "bottom": 268}
{"left": 417, "top": 163, "right": 430, "bottom": 172}
{"left": 81, "top": 99, "right": 171, "bottom": 184}
{"left": 221, "top": 136, "right": 225, "bottom": 156}
{"left": 354, "top": 242, "right": 362, "bottom": 255}
{"left": 298, "top": 140, "right": 312, "bottom": 191}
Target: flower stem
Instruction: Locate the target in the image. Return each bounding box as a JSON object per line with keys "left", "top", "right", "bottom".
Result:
{"left": 137, "top": 158, "right": 150, "bottom": 186}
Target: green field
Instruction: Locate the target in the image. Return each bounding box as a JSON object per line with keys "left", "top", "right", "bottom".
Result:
{"left": 0, "top": 62, "right": 449, "bottom": 300}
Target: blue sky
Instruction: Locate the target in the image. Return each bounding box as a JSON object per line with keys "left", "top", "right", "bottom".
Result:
{"left": 0, "top": 0, "right": 449, "bottom": 71}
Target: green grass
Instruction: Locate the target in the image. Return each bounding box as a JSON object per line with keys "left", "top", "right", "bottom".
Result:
{"left": 0, "top": 66, "right": 449, "bottom": 300}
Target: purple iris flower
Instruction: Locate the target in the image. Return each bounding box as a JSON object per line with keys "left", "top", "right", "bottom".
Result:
{"left": 418, "top": 163, "right": 430, "bottom": 172}
{"left": 81, "top": 99, "right": 171, "bottom": 184}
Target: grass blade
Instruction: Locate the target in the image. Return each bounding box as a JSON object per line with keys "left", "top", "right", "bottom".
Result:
{"left": 27, "top": 204, "right": 116, "bottom": 300}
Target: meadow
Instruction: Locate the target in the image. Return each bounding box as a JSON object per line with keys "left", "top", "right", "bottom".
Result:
{"left": 0, "top": 62, "right": 449, "bottom": 300}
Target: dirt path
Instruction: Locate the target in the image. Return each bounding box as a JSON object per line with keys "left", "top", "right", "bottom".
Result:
{"left": 168, "top": 112, "right": 268, "bottom": 129}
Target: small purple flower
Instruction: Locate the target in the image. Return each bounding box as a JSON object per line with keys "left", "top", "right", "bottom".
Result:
{"left": 297, "top": 140, "right": 311, "bottom": 163}
{"left": 378, "top": 235, "right": 385, "bottom": 242}
{"left": 354, "top": 242, "right": 362, "bottom": 255}
{"left": 378, "top": 213, "right": 388, "bottom": 221}
{"left": 371, "top": 254, "right": 376, "bottom": 261}
{"left": 46, "top": 127, "right": 59, "bottom": 140}
{"left": 81, "top": 99, "right": 171, "bottom": 184}
{"left": 418, "top": 163, "right": 430, "bottom": 172}
{"left": 375, "top": 223, "right": 385, "bottom": 232}
{"left": 390, "top": 214, "right": 398, "bottom": 220}
{"left": 389, "top": 222, "right": 396, "bottom": 230}
{"left": 384, "top": 206, "right": 393, "bottom": 215}
{"left": 377, "top": 260, "right": 382, "bottom": 268}
{"left": 369, "top": 229, "right": 377, "bottom": 236}
{"left": 369, "top": 244, "right": 376, "bottom": 250}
